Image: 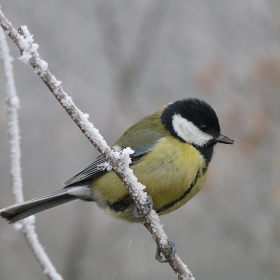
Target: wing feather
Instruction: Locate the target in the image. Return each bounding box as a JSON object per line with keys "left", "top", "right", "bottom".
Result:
{"left": 65, "top": 127, "right": 165, "bottom": 187}
{"left": 64, "top": 143, "right": 157, "bottom": 187}
{"left": 64, "top": 155, "right": 106, "bottom": 186}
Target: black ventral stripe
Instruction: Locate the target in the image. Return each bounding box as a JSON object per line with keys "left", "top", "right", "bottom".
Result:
{"left": 156, "top": 167, "right": 207, "bottom": 214}
{"left": 107, "top": 195, "right": 134, "bottom": 213}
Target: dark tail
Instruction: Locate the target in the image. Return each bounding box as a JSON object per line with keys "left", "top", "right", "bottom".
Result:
{"left": 0, "top": 189, "right": 78, "bottom": 223}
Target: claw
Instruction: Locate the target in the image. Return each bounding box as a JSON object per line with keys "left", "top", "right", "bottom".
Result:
{"left": 133, "top": 195, "right": 153, "bottom": 218}
{"left": 155, "top": 239, "right": 176, "bottom": 263}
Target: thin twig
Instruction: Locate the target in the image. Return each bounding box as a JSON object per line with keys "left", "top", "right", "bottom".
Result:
{"left": 0, "top": 8, "right": 194, "bottom": 280}
{"left": 0, "top": 27, "right": 63, "bottom": 280}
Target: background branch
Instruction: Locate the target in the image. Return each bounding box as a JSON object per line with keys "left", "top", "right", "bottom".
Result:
{"left": 0, "top": 27, "right": 63, "bottom": 280}
{"left": 0, "top": 8, "right": 193, "bottom": 280}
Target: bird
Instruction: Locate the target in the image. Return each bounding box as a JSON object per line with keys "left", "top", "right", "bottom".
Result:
{"left": 0, "top": 98, "right": 234, "bottom": 224}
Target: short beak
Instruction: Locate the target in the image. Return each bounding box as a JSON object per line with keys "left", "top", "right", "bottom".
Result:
{"left": 216, "top": 134, "right": 234, "bottom": 144}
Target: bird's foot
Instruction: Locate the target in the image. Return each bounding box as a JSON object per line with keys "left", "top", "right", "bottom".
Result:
{"left": 155, "top": 238, "right": 176, "bottom": 263}
{"left": 133, "top": 195, "right": 153, "bottom": 218}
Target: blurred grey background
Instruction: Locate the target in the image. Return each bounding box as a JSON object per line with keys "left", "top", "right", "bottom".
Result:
{"left": 0, "top": 1, "right": 280, "bottom": 279}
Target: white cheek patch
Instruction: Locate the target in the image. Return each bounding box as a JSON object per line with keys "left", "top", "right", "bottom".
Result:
{"left": 172, "top": 114, "right": 213, "bottom": 146}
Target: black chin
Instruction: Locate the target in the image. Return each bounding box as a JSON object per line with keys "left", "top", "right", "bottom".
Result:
{"left": 192, "top": 142, "right": 216, "bottom": 167}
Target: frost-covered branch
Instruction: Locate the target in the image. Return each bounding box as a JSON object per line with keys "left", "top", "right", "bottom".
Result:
{"left": 0, "top": 8, "right": 194, "bottom": 280}
{"left": 0, "top": 28, "right": 63, "bottom": 280}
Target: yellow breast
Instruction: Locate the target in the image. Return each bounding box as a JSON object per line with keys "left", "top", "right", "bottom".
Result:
{"left": 92, "top": 136, "right": 207, "bottom": 220}
{"left": 133, "top": 137, "right": 207, "bottom": 215}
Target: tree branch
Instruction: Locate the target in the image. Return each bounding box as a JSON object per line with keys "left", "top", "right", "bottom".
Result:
{"left": 0, "top": 8, "right": 194, "bottom": 280}
{"left": 0, "top": 27, "right": 63, "bottom": 280}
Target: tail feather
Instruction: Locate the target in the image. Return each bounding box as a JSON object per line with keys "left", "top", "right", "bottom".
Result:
{"left": 0, "top": 189, "right": 77, "bottom": 223}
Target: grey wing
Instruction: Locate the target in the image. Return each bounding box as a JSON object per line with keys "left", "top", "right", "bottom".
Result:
{"left": 64, "top": 155, "right": 107, "bottom": 187}
{"left": 64, "top": 144, "right": 155, "bottom": 187}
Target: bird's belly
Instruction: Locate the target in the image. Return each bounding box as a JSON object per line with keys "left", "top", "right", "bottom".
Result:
{"left": 134, "top": 155, "right": 207, "bottom": 215}
{"left": 92, "top": 138, "right": 207, "bottom": 221}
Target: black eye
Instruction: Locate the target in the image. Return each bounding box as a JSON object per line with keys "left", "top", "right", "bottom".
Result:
{"left": 200, "top": 124, "right": 208, "bottom": 132}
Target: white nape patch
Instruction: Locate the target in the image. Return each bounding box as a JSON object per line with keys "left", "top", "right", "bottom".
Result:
{"left": 172, "top": 114, "right": 213, "bottom": 146}
{"left": 67, "top": 186, "right": 91, "bottom": 199}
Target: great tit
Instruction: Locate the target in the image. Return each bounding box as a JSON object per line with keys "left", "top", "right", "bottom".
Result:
{"left": 0, "top": 98, "right": 234, "bottom": 223}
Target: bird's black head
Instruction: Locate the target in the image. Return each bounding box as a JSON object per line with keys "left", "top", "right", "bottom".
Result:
{"left": 161, "top": 98, "right": 233, "bottom": 163}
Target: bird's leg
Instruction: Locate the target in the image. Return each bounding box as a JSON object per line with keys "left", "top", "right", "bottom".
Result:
{"left": 141, "top": 211, "right": 176, "bottom": 263}
{"left": 133, "top": 195, "right": 153, "bottom": 218}
{"left": 133, "top": 195, "right": 176, "bottom": 263}
{"left": 155, "top": 238, "right": 176, "bottom": 263}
